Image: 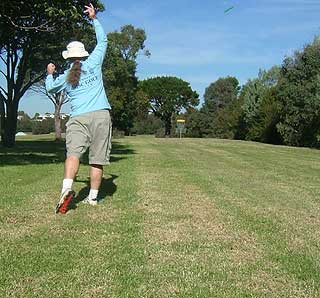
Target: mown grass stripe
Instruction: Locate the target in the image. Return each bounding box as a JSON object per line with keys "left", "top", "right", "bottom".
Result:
{"left": 133, "top": 138, "right": 264, "bottom": 297}
{"left": 0, "top": 138, "right": 146, "bottom": 298}
{"left": 159, "top": 138, "right": 320, "bottom": 296}
{"left": 1, "top": 136, "right": 320, "bottom": 297}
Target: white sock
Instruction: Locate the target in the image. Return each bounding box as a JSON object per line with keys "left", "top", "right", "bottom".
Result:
{"left": 88, "top": 189, "right": 99, "bottom": 200}
{"left": 61, "top": 179, "right": 73, "bottom": 194}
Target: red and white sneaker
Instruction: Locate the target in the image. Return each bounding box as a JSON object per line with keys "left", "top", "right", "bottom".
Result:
{"left": 55, "top": 189, "right": 75, "bottom": 214}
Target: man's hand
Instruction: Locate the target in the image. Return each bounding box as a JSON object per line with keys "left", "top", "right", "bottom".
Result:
{"left": 84, "top": 3, "right": 96, "bottom": 19}
{"left": 47, "top": 63, "right": 56, "bottom": 75}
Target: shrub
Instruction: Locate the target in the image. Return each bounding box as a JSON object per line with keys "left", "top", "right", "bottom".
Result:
{"left": 112, "top": 128, "right": 125, "bottom": 139}
{"left": 32, "top": 119, "right": 55, "bottom": 135}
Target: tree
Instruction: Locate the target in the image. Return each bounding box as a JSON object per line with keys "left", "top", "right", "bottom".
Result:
{"left": 49, "top": 92, "right": 67, "bottom": 140}
{"left": 32, "top": 85, "right": 68, "bottom": 140}
{"left": 104, "top": 25, "right": 150, "bottom": 134}
{"left": 132, "top": 114, "right": 163, "bottom": 135}
{"left": 241, "top": 67, "right": 280, "bottom": 124}
{"left": 0, "top": 0, "right": 104, "bottom": 147}
{"left": 255, "top": 87, "right": 282, "bottom": 144}
{"left": 203, "top": 76, "right": 240, "bottom": 113}
{"left": 240, "top": 66, "right": 281, "bottom": 142}
{"left": 17, "top": 110, "right": 32, "bottom": 132}
{"left": 33, "top": 113, "right": 40, "bottom": 120}
{"left": 201, "top": 77, "right": 240, "bottom": 138}
{"left": 32, "top": 118, "right": 55, "bottom": 135}
{"left": 240, "top": 86, "right": 282, "bottom": 144}
{"left": 184, "top": 107, "right": 206, "bottom": 138}
{"left": 139, "top": 76, "right": 199, "bottom": 136}
{"left": 277, "top": 37, "right": 320, "bottom": 147}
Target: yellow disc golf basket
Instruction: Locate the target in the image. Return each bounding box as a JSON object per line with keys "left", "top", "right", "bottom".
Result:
{"left": 176, "top": 119, "right": 186, "bottom": 139}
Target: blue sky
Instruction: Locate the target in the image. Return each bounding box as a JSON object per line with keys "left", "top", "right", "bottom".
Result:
{"left": 19, "top": 0, "right": 320, "bottom": 115}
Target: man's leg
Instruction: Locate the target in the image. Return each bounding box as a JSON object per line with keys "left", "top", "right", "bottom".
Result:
{"left": 61, "top": 156, "right": 80, "bottom": 194}
{"left": 90, "top": 164, "right": 103, "bottom": 190}
{"left": 84, "top": 164, "right": 103, "bottom": 204}
{"left": 84, "top": 110, "right": 111, "bottom": 205}
{"left": 56, "top": 155, "right": 80, "bottom": 214}
{"left": 56, "top": 115, "right": 89, "bottom": 214}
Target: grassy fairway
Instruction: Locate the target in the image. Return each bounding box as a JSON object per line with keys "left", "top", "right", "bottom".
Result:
{"left": 1, "top": 135, "right": 320, "bottom": 297}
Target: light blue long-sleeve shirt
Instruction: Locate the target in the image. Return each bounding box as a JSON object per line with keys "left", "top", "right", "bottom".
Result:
{"left": 45, "top": 19, "right": 111, "bottom": 117}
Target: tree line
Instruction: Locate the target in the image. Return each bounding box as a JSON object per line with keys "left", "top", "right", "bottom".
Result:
{"left": 183, "top": 37, "right": 320, "bottom": 148}
{"left": 16, "top": 111, "right": 69, "bottom": 136}
{"left": 1, "top": 0, "right": 320, "bottom": 148}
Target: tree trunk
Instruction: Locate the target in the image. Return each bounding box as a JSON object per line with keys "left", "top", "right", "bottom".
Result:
{"left": 54, "top": 101, "right": 62, "bottom": 141}
{"left": 1, "top": 102, "right": 18, "bottom": 147}
{"left": 164, "top": 116, "right": 172, "bottom": 137}
{"left": 0, "top": 96, "right": 5, "bottom": 143}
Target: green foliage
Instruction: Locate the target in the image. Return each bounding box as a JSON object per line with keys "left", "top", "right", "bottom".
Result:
{"left": 139, "top": 76, "right": 199, "bottom": 136}
{"left": 277, "top": 37, "right": 320, "bottom": 147}
{"left": 236, "top": 66, "right": 281, "bottom": 144}
{"left": 240, "top": 67, "right": 282, "bottom": 143}
{"left": 112, "top": 128, "right": 125, "bottom": 139}
{"left": 32, "top": 119, "right": 55, "bottom": 135}
{"left": 17, "top": 118, "right": 32, "bottom": 132}
{"left": 154, "top": 127, "right": 166, "bottom": 138}
{"left": 1, "top": 0, "right": 103, "bottom": 82}
{"left": 104, "top": 25, "right": 149, "bottom": 135}
{"left": 184, "top": 108, "right": 206, "bottom": 138}
{"left": 33, "top": 113, "right": 40, "bottom": 120}
{"left": 241, "top": 66, "right": 281, "bottom": 126}
{"left": 203, "top": 76, "right": 240, "bottom": 112}
{"left": 0, "top": 0, "right": 104, "bottom": 147}
{"left": 132, "top": 114, "right": 164, "bottom": 135}
{"left": 245, "top": 87, "right": 282, "bottom": 144}
{"left": 201, "top": 77, "right": 241, "bottom": 139}
{"left": 220, "top": 97, "right": 245, "bottom": 139}
{"left": 16, "top": 111, "right": 32, "bottom": 132}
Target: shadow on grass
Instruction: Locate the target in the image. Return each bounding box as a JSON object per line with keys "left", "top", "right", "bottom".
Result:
{"left": 69, "top": 174, "right": 119, "bottom": 210}
{"left": 0, "top": 140, "right": 135, "bottom": 166}
{"left": 0, "top": 140, "right": 66, "bottom": 165}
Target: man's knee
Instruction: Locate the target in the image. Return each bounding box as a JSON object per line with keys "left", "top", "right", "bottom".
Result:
{"left": 91, "top": 164, "right": 103, "bottom": 170}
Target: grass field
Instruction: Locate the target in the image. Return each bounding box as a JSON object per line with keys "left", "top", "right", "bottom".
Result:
{"left": 1, "top": 135, "right": 320, "bottom": 297}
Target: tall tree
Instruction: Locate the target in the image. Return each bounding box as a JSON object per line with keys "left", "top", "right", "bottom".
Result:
{"left": 104, "top": 25, "right": 150, "bottom": 134}
{"left": 203, "top": 76, "right": 240, "bottom": 113}
{"left": 0, "top": 0, "right": 103, "bottom": 147}
{"left": 241, "top": 66, "right": 280, "bottom": 124}
{"left": 277, "top": 37, "right": 320, "bottom": 147}
{"left": 240, "top": 66, "right": 281, "bottom": 142}
{"left": 201, "top": 76, "right": 240, "bottom": 138}
{"left": 184, "top": 107, "right": 207, "bottom": 138}
{"left": 31, "top": 84, "right": 68, "bottom": 140}
{"left": 139, "top": 76, "right": 199, "bottom": 136}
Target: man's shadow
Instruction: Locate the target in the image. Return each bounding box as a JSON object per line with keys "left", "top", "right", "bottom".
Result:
{"left": 70, "top": 174, "right": 118, "bottom": 209}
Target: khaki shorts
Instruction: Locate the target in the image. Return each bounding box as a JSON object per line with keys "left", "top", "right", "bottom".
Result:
{"left": 66, "top": 110, "right": 112, "bottom": 165}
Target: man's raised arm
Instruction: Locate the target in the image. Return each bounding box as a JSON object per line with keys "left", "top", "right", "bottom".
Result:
{"left": 85, "top": 3, "right": 107, "bottom": 67}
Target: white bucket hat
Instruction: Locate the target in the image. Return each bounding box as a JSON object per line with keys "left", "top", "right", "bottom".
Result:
{"left": 62, "top": 41, "right": 89, "bottom": 59}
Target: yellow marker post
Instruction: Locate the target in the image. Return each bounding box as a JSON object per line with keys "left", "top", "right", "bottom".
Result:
{"left": 176, "top": 119, "right": 186, "bottom": 139}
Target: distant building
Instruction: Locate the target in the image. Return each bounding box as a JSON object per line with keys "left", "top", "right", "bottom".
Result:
{"left": 34, "top": 113, "right": 69, "bottom": 121}
{"left": 60, "top": 113, "right": 69, "bottom": 120}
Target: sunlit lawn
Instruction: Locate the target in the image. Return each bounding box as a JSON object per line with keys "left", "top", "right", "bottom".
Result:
{"left": 1, "top": 135, "right": 320, "bottom": 297}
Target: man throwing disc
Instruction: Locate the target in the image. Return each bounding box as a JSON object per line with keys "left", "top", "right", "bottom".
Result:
{"left": 46, "top": 3, "right": 112, "bottom": 214}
